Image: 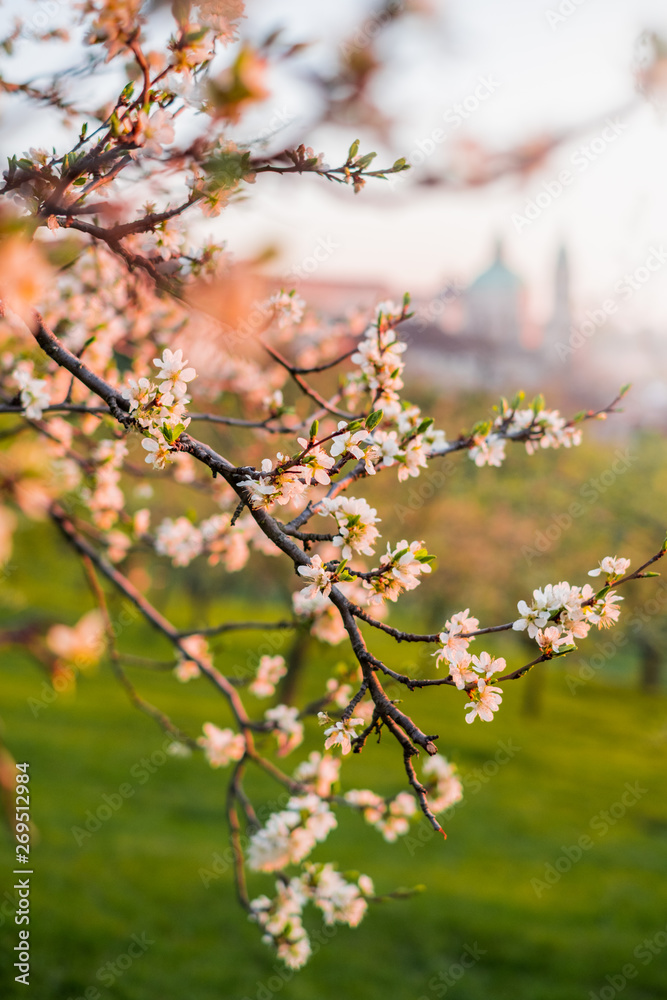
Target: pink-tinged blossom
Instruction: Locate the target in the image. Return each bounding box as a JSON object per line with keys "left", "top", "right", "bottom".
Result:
{"left": 249, "top": 654, "right": 287, "bottom": 698}
{"left": 588, "top": 556, "right": 631, "bottom": 580}
{"left": 197, "top": 722, "right": 245, "bottom": 767}
{"left": 433, "top": 608, "right": 479, "bottom": 667}
{"left": 363, "top": 538, "right": 432, "bottom": 604}
{"left": 46, "top": 610, "right": 105, "bottom": 669}
{"left": 174, "top": 634, "right": 212, "bottom": 682}
{"left": 344, "top": 788, "right": 386, "bottom": 824}
{"left": 376, "top": 791, "right": 417, "bottom": 842}
{"left": 0, "top": 237, "right": 52, "bottom": 322}
{"left": 156, "top": 516, "right": 203, "bottom": 566}
{"left": 325, "top": 678, "right": 354, "bottom": 709}
{"left": 422, "top": 754, "right": 464, "bottom": 813}
{"left": 174, "top": 658, "right": 201, "bottom": 683}
{"left": 297, "top": 554, "right": 333, "bottom": 599}
{"left": 469, "top": 433, "right": 506, "bottom": 468}
{"left": 301, "top": 862, "right": 370, "bottom": 927}
{"left": 446, "top": 652, "right": 477, "bottom": 690}
{"left": 585, "top": 590, "right": 624, "bottom": 629}
{"left": 268, "top": 290, "right": 305, "bottom": 328}
{"left": 535, "top": 625, "right": 573, "bottom": 653}
{"left": 464, "top": 679, "right": 503, "bottom": 724}
{"left": 134, "top": 108, "right": 175, "bottom": 157}
{"left": 265, "top": 704, "right": 304, "bottom": 756}
{"left": 293, "top": 752, "right": 341, "bottom": 797}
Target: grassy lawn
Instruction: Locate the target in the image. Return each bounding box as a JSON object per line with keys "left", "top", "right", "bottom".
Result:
{"left": 1, "top": 619, "right": 667, "bottom": 1000}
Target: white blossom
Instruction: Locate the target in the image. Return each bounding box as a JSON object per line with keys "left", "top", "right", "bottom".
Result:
{"left": 13, "top": 367, "right": 51, "bottom": 419}
{"left": 297, "top": 554, "right": 333, "bottom": 599}
{"left": 153, "top": 348, "right": 197, "bottom": 396}
{"left": 323, "top": 716, "right": 365, "bottom": 755}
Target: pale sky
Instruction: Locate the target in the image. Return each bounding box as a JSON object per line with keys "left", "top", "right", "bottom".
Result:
{"left": 224, "top": 0, "right": 667, "bottom": 327}
{"left": 3, "top": 0, "right": 667, "bottom": 326}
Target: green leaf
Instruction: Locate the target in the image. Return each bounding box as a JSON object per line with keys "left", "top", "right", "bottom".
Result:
{"left": 365, "top": 409, "right": 383, "bottom": 431}
{"left": 619, "top": 382, "right": 631, "bottom": 397}
{"left": 393, "top": 157, "right": 407, "bottom": 170}
{"left": 471, "top": 419, "right": 491, "bottom": 437}
{"left": 532, "top": 393, "right": 545, "bottom": 415}
{"left": 416, "top": 417, "right": 434, "bottom": 435}
{"left": 162, "top": 422, "right": 185, "bottom": 444}
{"left": 309, "top": 419, "right": 319, "bottom": 440}
{"left": 510, "top": 390, "right": 525, "bottom": 409}
{"left": 355, "top": 152, "right": 377, "bottom": 170}
{"left": 348, "top": 139, "right": 360, "bottom": 161}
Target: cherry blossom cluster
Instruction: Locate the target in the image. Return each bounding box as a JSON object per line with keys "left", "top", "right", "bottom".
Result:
{"left": 247, "top": 794, "right": 337, "bottom": 872}
{"left": 198, "top": 722, "right": 246, "bottom": 768}
{"left": 433, "top": 615, "right": 507, "bottom": 724}
{"left": 513, "top": 558, "right": 628, "bottom": 650}
{"left": 121, "top": 349, "right": 196, "bottom": 469}
{"left": 249, "top": 864, "right": 374, "bottom": 969}
{"left": 363, "top": 539, "right": 434, "bottom": 604}
{"left": 320, "top": 496, "right": 381, "bottom": 559}
{"left": 467, "top": 402, "right": 583, "bottom": 468}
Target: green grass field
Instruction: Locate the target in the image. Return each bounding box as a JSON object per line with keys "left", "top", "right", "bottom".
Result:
{"left": 2, "top": 613, "right": 667, "bottom": 1000}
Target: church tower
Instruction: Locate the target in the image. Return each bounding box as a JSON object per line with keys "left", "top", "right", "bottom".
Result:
{"left": 544, "top": 244, "right": 572, "bottom": 359}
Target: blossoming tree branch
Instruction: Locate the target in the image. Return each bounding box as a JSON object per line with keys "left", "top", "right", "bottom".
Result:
{"left": 0, "top": 0, "right": 665, "bottom": 970}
